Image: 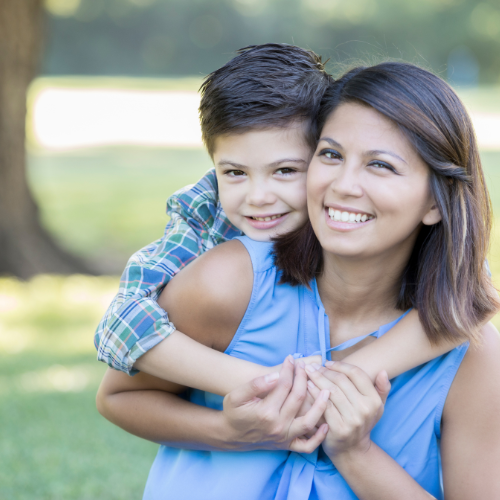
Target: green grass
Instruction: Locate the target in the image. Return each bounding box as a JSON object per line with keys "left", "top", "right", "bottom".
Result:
{"left": 2, "top": 146, "right": 500, "bottom": 499}
{"left": 27, "top": 147, "right": 213, "bottom": 272}
{"left": 0, "top": 275, "right": 157, "bottom": 499}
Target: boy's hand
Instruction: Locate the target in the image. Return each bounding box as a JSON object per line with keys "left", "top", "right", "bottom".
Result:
{"left": 270, "top": 354, "right": 323, "bottom": 374}
{"left": 221, "top": 355, "right": 329, "bottom": 453}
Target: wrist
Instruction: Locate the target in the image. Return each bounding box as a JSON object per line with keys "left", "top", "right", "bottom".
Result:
{"left": 212, "top": 410, "right": 242, "bottom": 451}
{"left": 329, "top": 439, "right": 374, "bottom": 469}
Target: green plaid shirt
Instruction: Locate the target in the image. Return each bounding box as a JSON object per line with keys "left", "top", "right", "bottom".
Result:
{"left": 94, "top": 169, "right": 242, "bottom": 374}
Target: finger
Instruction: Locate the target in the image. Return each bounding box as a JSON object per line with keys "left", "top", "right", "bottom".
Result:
{"left": 374, "top": 370, "right": 391, "bottom": 405}
{"left": 324, "top": 361, "right": 378, "bottom": 398}
{"left": 306, "top": 367, "right": 357, "bottom": 420}
{"left": 224, "top": 371, "right": 280, "bottom": 408}
{"left": 301, "top": 354, "right": 323, "bottom": 366}
{"left": 280, "top": 361, "right": 309, "bottom": 419}
{"left": 289, "top": 387, "right": 330, "bottom": 438}
{"left": 264, "top": 355, "right": 296, "bottom": 410}
{"left": 307, "top": 380, "right": 343, "bottom": 428}
{"left": 289, "top": 423, "right": 329, "bottom": 454}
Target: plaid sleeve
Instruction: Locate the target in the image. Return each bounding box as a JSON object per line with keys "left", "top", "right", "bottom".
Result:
{"left": 94, "top": 169, "right": 241, "bottom": 374}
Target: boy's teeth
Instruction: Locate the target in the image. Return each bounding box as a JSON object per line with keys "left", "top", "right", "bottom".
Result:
{"left": 327, "top": 207, "right": 373, "bottom": 224}
{"left": 252, "top": 214, "right": 282, "bottom": 222}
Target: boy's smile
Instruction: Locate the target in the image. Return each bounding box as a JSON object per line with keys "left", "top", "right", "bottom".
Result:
{"left": 213, "top": 124, "right": 312, "bottom": 241}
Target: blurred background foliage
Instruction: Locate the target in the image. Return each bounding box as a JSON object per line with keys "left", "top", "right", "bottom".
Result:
{"left": 1, "top": 0, "right": 500, "bottom": 498}
{"left": 42, "top": 0, "right": 500, "bottom": 84}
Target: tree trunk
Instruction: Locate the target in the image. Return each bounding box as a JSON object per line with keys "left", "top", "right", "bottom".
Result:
{"left": 0, "top": 0, "right": 92, "bottom": 278}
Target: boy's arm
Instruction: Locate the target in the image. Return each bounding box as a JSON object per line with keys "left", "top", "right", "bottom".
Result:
{"left": 94, "top": 169, "right": 241, "bottom": 375}
{"left": 97, "top": 240, "right": 329, "bottom": 452}
{"left": 134, "top": 330, "right": 279, "bottom": 396}
{"left": 342, "top": 309, "right": 461, "bottom": 381}
{"left": 133, "top": 308, "right": 455, "bottom": 395}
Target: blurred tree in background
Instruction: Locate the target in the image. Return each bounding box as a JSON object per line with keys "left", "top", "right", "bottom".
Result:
{"left": 0, "top": 0, "right": 90, "bottom": 278}
{"left": 3, "top": 0, "right": 500, "bottom": 278}
{"left": 42, "top": 0, "right": 500, "bottom": 84}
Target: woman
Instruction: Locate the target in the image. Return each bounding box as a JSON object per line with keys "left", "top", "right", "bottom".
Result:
{"left": 100, "top": 63, "right": 500, "bottom": 499}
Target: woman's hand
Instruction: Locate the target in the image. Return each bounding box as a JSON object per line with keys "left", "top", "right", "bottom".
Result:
{"left": 221, "top": 355, "right": 330, "bottom": 453}
{"left": 305, "top": 361, "right": 390, "bottom": 461}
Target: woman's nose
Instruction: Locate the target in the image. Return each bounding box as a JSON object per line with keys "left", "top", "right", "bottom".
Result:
{"left": 331, "top": 164, "right": 363, "bottom": 198}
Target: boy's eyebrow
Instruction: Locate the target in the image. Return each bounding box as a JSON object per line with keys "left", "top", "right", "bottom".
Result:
{"left": 319, "top": 137, "right": 407, "bottom": 164}
{"left": 217, "top": 158, "right": 307, "bottom": 169}
{"left": 268, "top": 158, "right": 308, "bottom": 167}
{"left": 217, "top": 160, "right": 247, "bottom": 169}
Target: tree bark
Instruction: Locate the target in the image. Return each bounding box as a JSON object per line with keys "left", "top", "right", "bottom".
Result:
{"left": 0, "top": 0, "right": 92, "bottom": 278}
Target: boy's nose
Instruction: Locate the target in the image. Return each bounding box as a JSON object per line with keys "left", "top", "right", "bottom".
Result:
{"left": 246, "top": 185, "right": 277, "bottom": 206}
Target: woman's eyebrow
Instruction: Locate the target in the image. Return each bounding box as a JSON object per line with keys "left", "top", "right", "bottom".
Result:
{"left": 319, "top": 137, "right": 342, "bottom": 149}
{"left": 367, "top": 149, "right": 408, "bottom": 164}
{"left": 320, "top": 137, "right": 408, "bottom": 165}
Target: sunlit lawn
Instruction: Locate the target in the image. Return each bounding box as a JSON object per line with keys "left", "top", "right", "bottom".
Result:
{"left": 0, "top": 146, "right": 499, "bottom": 499}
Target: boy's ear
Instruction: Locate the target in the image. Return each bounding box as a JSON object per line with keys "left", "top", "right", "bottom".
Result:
{"left": 422, "top": 201, "right": 442, "bottom": 226}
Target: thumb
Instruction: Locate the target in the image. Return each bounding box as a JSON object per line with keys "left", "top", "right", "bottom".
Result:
{"left": 374, "top": 370, "right": 391, "bottom": 405}
{"left": 224, "top": 372, "right": 280, "bottom": 408}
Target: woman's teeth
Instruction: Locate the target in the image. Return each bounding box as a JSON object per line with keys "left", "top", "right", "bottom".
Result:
{"left": 251, "top": 214, "right": 283, "bottom": 222}
{"left": 328, "top": 208, "right": 374, "bottom": 223}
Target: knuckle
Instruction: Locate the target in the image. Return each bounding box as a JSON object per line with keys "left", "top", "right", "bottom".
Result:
{"left": 258, "top": 408, "right": 275, "bottom": 424}
{"left": 270, "top": 423, "right": 284, "bottom": 438}
{"left": 358, "top": 403, "right": 371, "bottom": 418}
{"left": 249, "top": 379, "right": 262, "bottom": 394}
{"left": 292, "top": 390, "right": 306, "bottom": 404}
{"left": 351, "top": 416, "right": 363, "bottom": 429}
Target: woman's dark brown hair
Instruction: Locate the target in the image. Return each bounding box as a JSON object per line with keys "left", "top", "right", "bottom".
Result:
{"left": 273, "top": 62, "right": 499, "bottom": 345}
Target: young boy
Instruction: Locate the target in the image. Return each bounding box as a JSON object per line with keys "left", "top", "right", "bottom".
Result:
{"left": 95, "top": 44, "right": 460, "bottom": 424}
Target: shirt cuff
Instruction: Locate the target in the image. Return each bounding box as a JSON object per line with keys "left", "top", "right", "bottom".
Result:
{"left": 123, "top": 318, "right": 177, "bottom": 375}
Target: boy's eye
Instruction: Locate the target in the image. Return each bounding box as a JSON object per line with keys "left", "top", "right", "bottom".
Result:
{"left": 225, "top": 169, "right": 246, "bottom": 177}
{"left": 275, "top": 167, "right": 296, "bottom": 175}
{"left": 319, "top": 148, "right": 342, "bottom": 160}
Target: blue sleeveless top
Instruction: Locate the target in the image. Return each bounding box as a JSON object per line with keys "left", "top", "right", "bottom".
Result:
{"left": 143, "top": 237, "right": 468, "bottom": 500}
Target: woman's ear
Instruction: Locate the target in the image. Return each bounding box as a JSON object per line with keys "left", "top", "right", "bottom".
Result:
{"left": 422, "top": 202, "right": 442, "bottom": 226}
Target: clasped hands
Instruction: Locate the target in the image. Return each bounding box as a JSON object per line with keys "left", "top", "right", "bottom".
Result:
{"left": 221, "top": 355, "right": 391, "bottom": 462}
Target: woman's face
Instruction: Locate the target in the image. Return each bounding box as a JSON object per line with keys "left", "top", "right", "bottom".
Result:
{"left": 307, "top": 102, "right": 441, "bottom": 261}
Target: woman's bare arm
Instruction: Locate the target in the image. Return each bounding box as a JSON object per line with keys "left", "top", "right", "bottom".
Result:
{"left": 440, "top": 321, "right": 500, "bottom": 498}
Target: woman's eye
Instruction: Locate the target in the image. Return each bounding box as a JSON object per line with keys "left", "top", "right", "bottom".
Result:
{"left": 319, "top": 149, "right": 342, "bottom": 160}
{"left": 369, "top": 161, "right": 397, "bottom": 173}
{"left": 225, "top": 170, "right": 246, "bottom": 177}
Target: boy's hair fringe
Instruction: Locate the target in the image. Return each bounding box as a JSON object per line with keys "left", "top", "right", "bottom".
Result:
{"left": 199, "top": 43, "right": 334, "bottom": 157}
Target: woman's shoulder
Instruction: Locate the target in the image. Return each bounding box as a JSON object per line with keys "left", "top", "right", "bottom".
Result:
{"left": 159, "top": 239, "right": 254, "bottom": 351}
{"left": 443, "top": 321, "right": 500, "bottom": 421}
{"left": 440, "top": 323, "right": 500, "bottom": 495}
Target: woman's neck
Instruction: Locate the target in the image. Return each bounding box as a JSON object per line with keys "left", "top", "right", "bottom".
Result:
{"left": 317, "top": 249, "right": 410, "bottom": 346}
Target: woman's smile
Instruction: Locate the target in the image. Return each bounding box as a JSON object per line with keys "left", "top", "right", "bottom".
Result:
{"left": 324, "top": 207, "right": 375, "bottom": 232}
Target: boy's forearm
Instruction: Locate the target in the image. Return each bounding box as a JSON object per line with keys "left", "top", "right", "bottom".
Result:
{"left": 99, "top": 389, "right": 239, "bottom": 451}
{"left": 343, "top": 309, "right": 458, "bottom": 381}
{"left": 134, "top": 330, "right": 276, "bottom": 396}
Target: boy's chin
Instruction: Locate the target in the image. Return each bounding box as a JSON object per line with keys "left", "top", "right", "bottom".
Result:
{"left": 241, "top": 228, "right": 275, "bottom": 242}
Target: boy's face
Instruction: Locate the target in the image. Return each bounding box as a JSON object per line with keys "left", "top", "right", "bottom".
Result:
{"left": 213, "top": 124, "right": 312, "bottom": 241}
